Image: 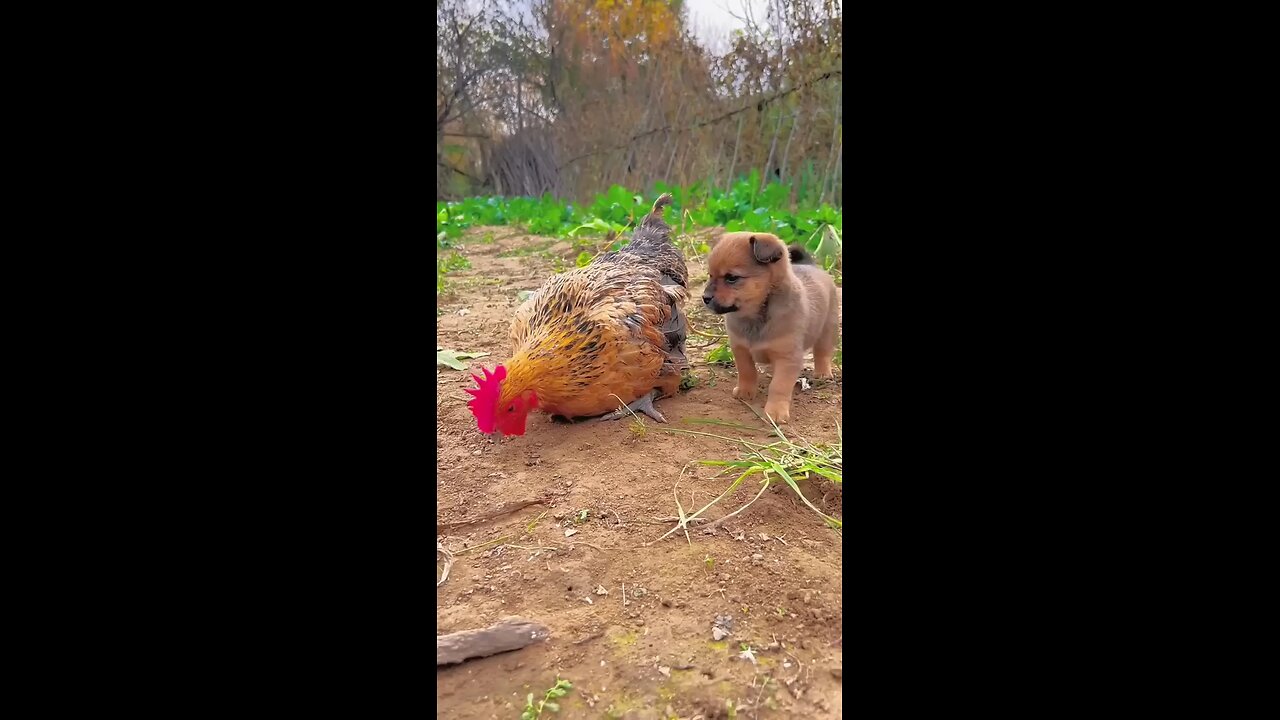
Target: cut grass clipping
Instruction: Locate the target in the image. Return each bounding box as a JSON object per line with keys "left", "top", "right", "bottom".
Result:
{"left": 653, "top": 407, "right": 841, "bottom": 543}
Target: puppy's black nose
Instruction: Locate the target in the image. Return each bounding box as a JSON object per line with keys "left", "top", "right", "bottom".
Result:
{"left": 702, "top": 293, "right": 713, "bottom": 305}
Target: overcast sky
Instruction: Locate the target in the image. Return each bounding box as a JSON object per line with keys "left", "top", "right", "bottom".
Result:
{"left": 683, "top": 0, "right": 767, "bottom": 48}
{"left": 683, "top": 0, "right": 841, "bottom": 51}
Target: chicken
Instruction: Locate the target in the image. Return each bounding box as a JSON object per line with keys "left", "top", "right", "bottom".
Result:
{"left": 466, "top": 194, "right": 689, "bottom": 437}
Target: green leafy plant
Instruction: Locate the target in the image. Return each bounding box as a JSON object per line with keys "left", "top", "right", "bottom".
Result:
{"left": 522, "top": 678, "right": 572, "bottom": 720}
{"left": 436, "top": 252, "right": 471, "bottom": 295}
{"left": 706, "top": 342, "right": 734, "bottom": 366}
{"left": 436, "top": 175, "right": 841, "bottom": 248}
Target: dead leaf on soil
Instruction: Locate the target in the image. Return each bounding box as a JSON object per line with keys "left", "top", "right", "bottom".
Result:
{"left": 437, "top": 348, "right": 490, "bottom": 370}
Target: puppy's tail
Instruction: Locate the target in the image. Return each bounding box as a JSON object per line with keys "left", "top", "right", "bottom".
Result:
{"left": 788, "top": 244, "right": 816, "bottom": 265}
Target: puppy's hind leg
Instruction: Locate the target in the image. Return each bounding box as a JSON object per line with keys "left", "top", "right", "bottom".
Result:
{"left": 814, "top": 306, "right": 839, "bottom": 380}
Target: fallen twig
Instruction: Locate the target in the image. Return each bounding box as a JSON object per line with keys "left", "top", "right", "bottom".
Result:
{"left": 437, "top": 541, "right": 454, "bottom": 587}
{"left": 437, "top": 498, "right": 544, "bottom": 531}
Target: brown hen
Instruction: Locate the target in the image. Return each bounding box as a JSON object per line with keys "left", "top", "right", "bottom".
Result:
{"left": 466, "top": 194, "right": 688, "bottom": 436}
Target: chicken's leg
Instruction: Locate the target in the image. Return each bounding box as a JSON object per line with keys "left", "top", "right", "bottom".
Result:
{"left": 600, "top": 390, "right": 667, "bottom": 424}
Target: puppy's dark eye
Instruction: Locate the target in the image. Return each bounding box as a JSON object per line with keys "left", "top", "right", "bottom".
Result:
{"left": 724, "top": 274, "right": 740, "bottom": 284}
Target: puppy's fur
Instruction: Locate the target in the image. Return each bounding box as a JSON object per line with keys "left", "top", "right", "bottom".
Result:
{"left": 702, "top": 232, "right": 839, "bottom": 424}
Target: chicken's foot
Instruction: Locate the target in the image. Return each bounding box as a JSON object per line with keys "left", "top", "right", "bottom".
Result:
{"left": 599, "top": 390, "right": 667, "bottom": 424}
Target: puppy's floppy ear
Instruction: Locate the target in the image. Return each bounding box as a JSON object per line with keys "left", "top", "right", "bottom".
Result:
{"left": 750, "top": 235, "right": 783, "bottom": 264}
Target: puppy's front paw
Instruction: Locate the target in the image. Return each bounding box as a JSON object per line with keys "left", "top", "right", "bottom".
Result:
{"left": 733, "top": 384, "right": 757, "bottom": 401}
{"left": 764, "top": 401, "right": 791, "bottom": 425}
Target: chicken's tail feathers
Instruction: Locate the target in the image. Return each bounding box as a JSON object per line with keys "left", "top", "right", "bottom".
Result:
{"left": 640, "top": 193, "right": 674, "bottom": 229}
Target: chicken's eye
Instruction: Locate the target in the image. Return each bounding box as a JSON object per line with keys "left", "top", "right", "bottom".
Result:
{"left": 508, "top": 404, "right": 516, "bottom": 412}
{"left": 725, "top": 274, "right": 740, "bottom": 284}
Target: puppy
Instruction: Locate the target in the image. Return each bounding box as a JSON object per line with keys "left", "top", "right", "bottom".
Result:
{"left": 702, "top": 232, "right": 840, "bottom": 424}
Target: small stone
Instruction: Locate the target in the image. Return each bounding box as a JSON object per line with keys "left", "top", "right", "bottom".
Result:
{"left": 472, "top": 450, "right": 482, "bottom": 456}
{"left": 565, "top": 528, "right": 578, "bottom": 537}
{"left": 595, "top": 585, "right": 609, "bottom": 595}
{"left": 658, "top": 666, "right": 671, "bottom": 677}
{"left": 712, "top": 626, "right": 729, "bottom": 640}
{"left": 803, "top": 591, "right": 812, "bottom": 604}
{"left": 751, "top": 553, "right": 764, "bottom": 561}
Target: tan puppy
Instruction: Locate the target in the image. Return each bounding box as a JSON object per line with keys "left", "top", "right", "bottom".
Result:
{"left": 702, "top": 232, "right": 840, "bottom": 424}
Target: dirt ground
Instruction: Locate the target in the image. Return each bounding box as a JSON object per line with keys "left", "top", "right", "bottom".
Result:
{"left": 437, "top": 227, "right": 843, "bottom": 719}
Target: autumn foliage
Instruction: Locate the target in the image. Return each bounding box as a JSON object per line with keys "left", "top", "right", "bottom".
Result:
{"left": 437, "top": 0, "right": 842, "bottom": 207}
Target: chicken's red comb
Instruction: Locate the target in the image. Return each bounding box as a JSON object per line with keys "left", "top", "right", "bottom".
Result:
{"left": 464, "top": 364, "right": 506, "bottom": 433}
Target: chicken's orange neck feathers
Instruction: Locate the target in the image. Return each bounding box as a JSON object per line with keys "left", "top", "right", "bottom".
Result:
{"left": 499, "top": 348, "right": 576, "bottom": 410}
{"left": 496, "top": 352, "right": 539, "bottom": 406}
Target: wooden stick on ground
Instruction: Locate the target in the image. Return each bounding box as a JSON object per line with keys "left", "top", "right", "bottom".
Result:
{"left": 436, "top": 498, "right": 543, "bottom": 532}
{"left": 437, "top": 617, "right": 551, "bottom": 667}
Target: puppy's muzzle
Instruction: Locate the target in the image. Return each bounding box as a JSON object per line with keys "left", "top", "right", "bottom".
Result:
{"left": 702, "top": 294, "right": 738, "bottom": 315}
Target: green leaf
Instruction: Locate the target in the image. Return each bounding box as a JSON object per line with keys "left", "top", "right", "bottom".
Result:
{"left": 517, "top": 290, "right": 535, "bottom": 302}
{"left": 527, "top": 693, "right": 535, "bottom": 708}
{"left": 706, "top": 342, "right": 733, "bottom": 365}
{"left": 814, "top": 224, "right": 841, "bottom": 268}
{"left": 568, "top": 218, "right": 612, "bottom": 237}
{"left": 543, "top": 702, "right": 559, "bottom": 712}
{"left": 575, "top": 251, "right": 593, "bottom": 267}
{"left": 436, "top": 349, "right": 490, "bottom": 370}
